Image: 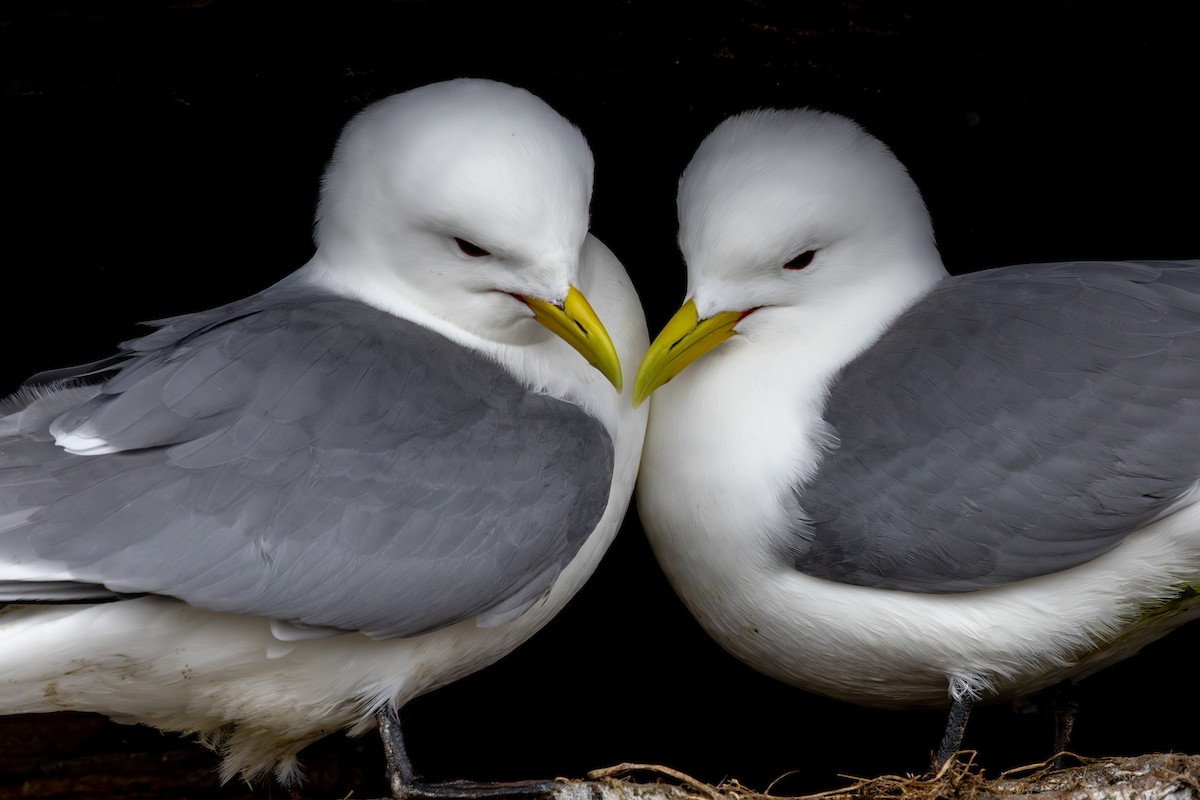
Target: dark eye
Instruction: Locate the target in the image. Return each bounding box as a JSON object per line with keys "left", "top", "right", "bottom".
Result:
{"left": 455, "top": 238, "right": 490, "bottom": 257}
{"left": 784, "top": 250, "right": 816, "bottom": 270}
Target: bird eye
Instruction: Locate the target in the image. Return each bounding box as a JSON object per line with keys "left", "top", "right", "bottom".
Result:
{"left": 784, "top": 250, "right": 816, "bottom": 270}
{"left": 455, "top": 238, "right": 491, "bottom": 257}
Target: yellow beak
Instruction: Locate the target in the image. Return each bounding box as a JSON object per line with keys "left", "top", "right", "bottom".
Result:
{"left": 632, "top": 299, "right": 747, "bottom": 407}
{"left": 520, "top": 285, "right": 623, "bottom": 392}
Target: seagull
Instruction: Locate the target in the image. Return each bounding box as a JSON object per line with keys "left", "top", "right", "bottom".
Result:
{"left": 0, "top": 78, "right": 648, "bottom": 794}
{"left": 632, "top": 107, "right": 1200, "bottom": 766}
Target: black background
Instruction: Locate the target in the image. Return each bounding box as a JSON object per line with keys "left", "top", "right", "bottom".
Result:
{"left": 2, "top": 2, "right": 1198, "bottom": 798}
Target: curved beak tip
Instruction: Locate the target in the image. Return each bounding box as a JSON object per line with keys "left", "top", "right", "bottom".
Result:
{"left": 632, "top": 299, "right": 745, "bottom": 406}
{"left": 521, "top": 286, "right": 623, "bottom": 393}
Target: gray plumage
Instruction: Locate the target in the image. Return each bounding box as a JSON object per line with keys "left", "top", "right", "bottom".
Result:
{"left": 0, "top": 283, "right": 614, "bottom": 638}
{"left": 637, "top": 104, "right": 1200, "bottom": 766}
{"left": 789, "top": 259, "right": 1200, "bottom": 592}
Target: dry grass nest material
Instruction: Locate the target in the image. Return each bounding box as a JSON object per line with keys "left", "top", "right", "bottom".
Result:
{"left": 586, "top": 752, "right": 1200, "bottom": 800}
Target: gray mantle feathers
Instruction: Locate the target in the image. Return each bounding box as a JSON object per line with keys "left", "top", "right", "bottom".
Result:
{"left": 792, "top": 260, "right": 1200, "bottom": 592}
{"left": 0, "top": 284, "right": 614, "bottom": 638}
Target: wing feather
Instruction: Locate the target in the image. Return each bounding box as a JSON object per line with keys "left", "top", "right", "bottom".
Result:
{"left": 791, "top": 260, "right": 1200, "bottom": 591}
{"left": 0, "top": 286, "right": 614, "bottom": 637}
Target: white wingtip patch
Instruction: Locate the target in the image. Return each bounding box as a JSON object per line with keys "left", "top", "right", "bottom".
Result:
{"left": 51, "top": 432, "right": 119, "bottom": 456}
{"left": 268, "top": 618, "right": 343, "bottom": 642}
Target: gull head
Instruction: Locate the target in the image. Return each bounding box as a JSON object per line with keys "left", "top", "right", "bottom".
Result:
{"left": 635, "top": 108, "right": 947, "bottom": 404}
{"left": 311, "top": 78, "right": 620, "bottom": 389}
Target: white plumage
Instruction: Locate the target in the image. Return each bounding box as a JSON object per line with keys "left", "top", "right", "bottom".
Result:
{"left": 634, "top": 107, "right": 1200, "bottom": 762}
{"left": 0, "top": 79, "right": 648, "bottom": 788}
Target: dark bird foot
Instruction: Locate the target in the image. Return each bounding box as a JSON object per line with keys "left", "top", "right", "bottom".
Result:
{"left": 390, "top": 778, "right": 563, "bottom": 800}
{"left": 1050, "top": 679, "right": 1079, "bottom": 769}
{"left": 375, "top": 706, "right": 561, "bottom": 800}
{"left": 933, "top": 685, "right": 975, "bottom": 767}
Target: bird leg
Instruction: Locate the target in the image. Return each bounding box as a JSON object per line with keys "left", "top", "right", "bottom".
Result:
{"left": 934, "top": 676, "right": 978, "bottom": 767}
{"left": 1050, "top": 679, "right": 1079, "bottom": 768}
{"left": 375, "top": 706, "right": 561, "bottom": 800}
{"left": 934, "top": 695, "right": 972, "bottom": 766}
{"left": 378, "top": 704, "right": 420, "bottom": 796}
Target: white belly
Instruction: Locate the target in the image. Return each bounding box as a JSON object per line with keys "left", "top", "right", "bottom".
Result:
{"left": 637, "top": 344, "right": 1200, "bottom": 710}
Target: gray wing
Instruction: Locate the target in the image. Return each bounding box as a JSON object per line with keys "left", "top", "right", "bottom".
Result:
{"left": 0, "top": 286, "right": 614, "bottom": 637}
{"left": 789, "top": 260, "right": 1200, "bottom": 592}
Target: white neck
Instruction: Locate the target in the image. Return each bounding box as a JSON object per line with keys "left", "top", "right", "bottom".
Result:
{"left": 638, "top": 254, "right": 947, "bottom": 582}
